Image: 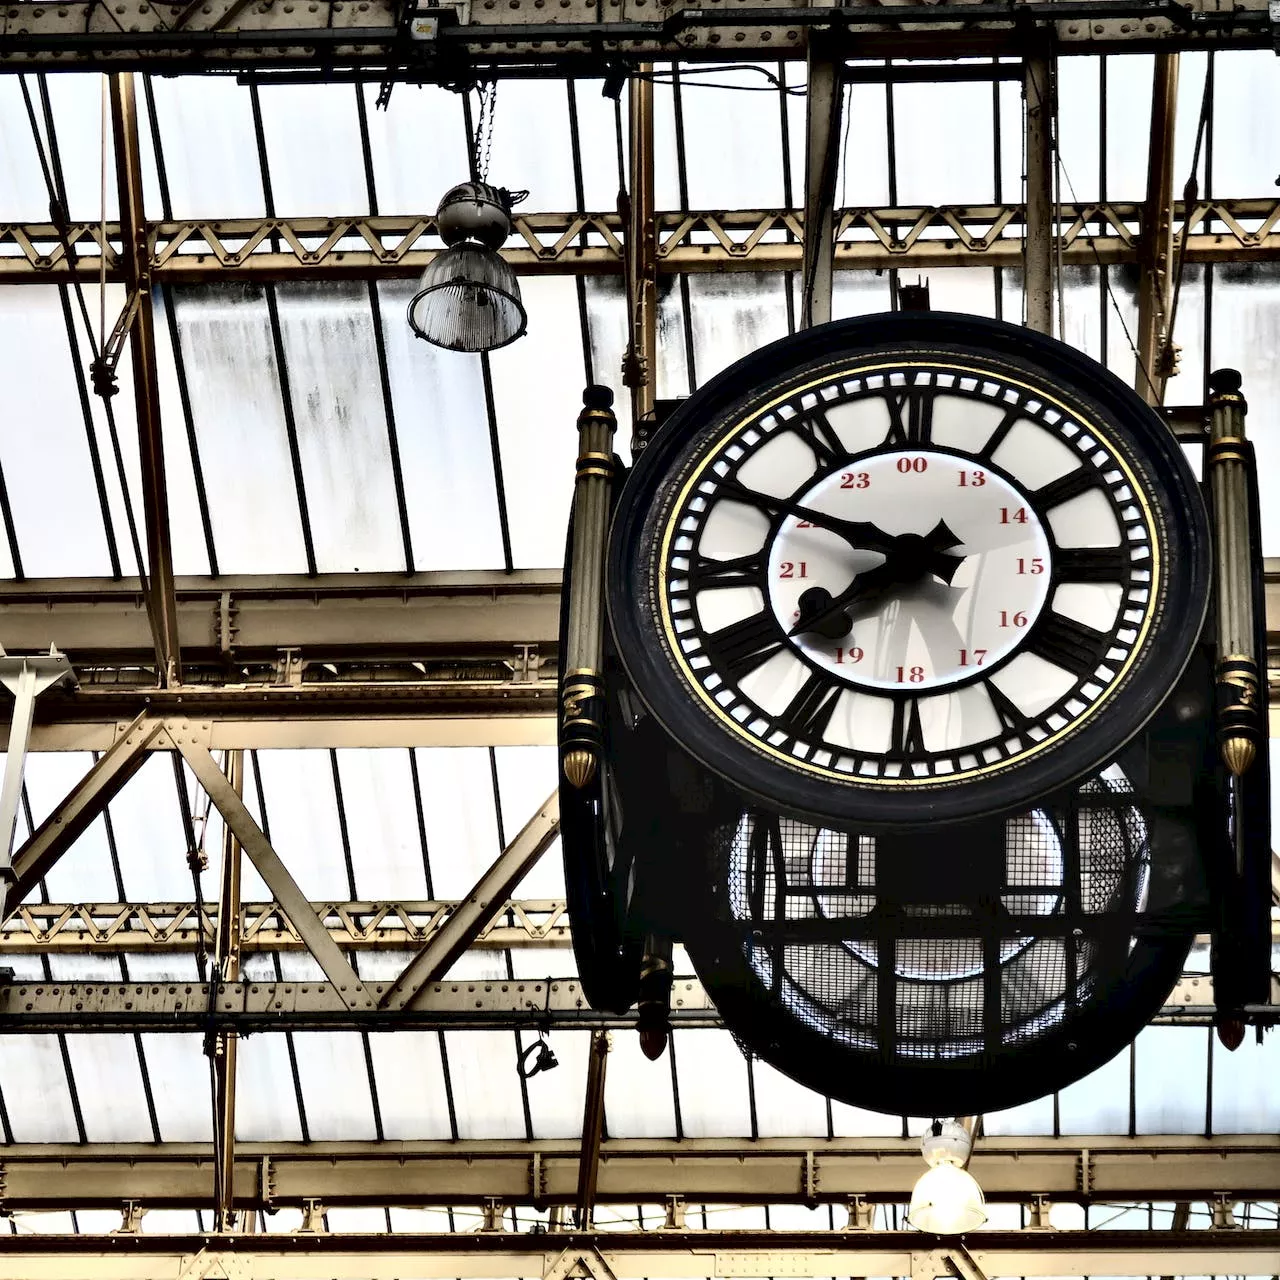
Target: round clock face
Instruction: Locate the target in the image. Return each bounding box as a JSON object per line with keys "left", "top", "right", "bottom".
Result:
{"left": 608, "top": 315, "right": 1209, "bottom": 828}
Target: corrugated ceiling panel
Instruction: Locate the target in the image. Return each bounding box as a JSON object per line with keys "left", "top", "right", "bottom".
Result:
{"left": 147, "top": 76, "right": 266, "bottom": 218}
{"left": 259, "top": 83, "right": 369, "bottom": 214}
{"left": 367, "top": 1031, "right": 455, "bottom": 1139}
{"left": 167, "top": 285, "right": 311, "bottom": 574}
{"left": 0, "top": 287, "right": 112, "bottom": 577}
{"left": 376, "top": 279, "right": 507, "bottom": 571}
{"left": 274, "top": 280, "right": 406, "bottom": 573}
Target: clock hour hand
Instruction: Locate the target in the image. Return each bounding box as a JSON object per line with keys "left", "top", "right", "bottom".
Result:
{"left": 716, "top": 479, "right": 898, "bottom": 558}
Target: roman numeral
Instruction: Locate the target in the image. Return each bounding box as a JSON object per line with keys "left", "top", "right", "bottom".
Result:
{"left": 705, "top": 610, "right": 786, "bottom": 681}
{"left": 791, "top": 410, "right": 849, "bottom": 469}
{"left": 1026, "top": 611, "right": 1111, "bottom": 678}
{"left": 884, "top": 389, "right": 933, "bottom": 446}
{"left": 1033, "top": 466, "right": 1097, "bottom": 510}
{"left": 977, "top": 406, "right": 1022, "bottom": 460}
{"left": 888, "top": 697, "right": 927, "bottom": 760}
{"left": 1055, "top": 545, "right": 1130, "bottom": 583}
{"left": 684, "top": 552, "right": 765, "bottom": 592}
{"left": 777, "top": 671, "right": 843, "bottom": 742}
{"left": 985, "top": 680, "right": 1034, "bottom": 736}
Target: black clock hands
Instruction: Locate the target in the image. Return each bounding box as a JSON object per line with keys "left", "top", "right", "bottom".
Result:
{"left": 790, "top": 520, "right": 965, "bottom": 640}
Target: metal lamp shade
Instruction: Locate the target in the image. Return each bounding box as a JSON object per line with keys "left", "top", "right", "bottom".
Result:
{"left": 407, "top": 242, "right": 527, "bottom": 353}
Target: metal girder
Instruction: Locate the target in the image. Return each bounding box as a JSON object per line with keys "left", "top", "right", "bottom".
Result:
{"left": 0, "top": 1230, "right": 1275, "bottom": 1279}
{"left": 6, "top": 201, "right": 1280, "bottom": 284}
{"left": 0, "top": 971, "right": 1251, "bottom": 1032}
{"left": 379, "top": 791, "right": 560, "bottom": 1008}
{"left": 0, "top": 898, "right": 572, "bottom": 953}
{"left": 800, "top": 44, "right": 841, "bottom": 328}
{"left": 0, "top": 1136, "right": 1278, "bottom": 1208}
{"left": 107, "top": 71, "right": 183, "bottom": 686}
{"left": 1023, "top": 52, "right": 1055, "bottom": 334}
{"left": 0, "top": 0, "right": 1274, "bottom": 70}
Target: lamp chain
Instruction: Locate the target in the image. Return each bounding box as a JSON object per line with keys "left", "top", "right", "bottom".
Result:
{"left": 474, "top": 80, "right": 498, "bottom": 183}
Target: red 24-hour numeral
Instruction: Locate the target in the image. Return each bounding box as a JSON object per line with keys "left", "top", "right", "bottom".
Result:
{"left": 1017, "top": 557, "right": 1045, "bottom": 575}
{"left": 957, "top": 470, "right": 986, "bottom": 487}
{"left": 839, "top": 472, "right": 871, "bottom": 490}
{"left": 958, "top": 648, "right": 988, "bottom": 666}
{"left": 778, "top": 561, "right": 808, "bottom": 579}
{"left": 999, "top": 610, "right": 1029, "bottom": 628}
{"left": 896, "top": 457, "right": 928, "bottom": 474}
{"left": 835, "top": 646, "right": 864, "bottom": 664}
{"left": 1000, "top": 506, "right": 1030, "bottom": 524}
{"left": 895, "top": 665, "right": 926, "bottom": 683}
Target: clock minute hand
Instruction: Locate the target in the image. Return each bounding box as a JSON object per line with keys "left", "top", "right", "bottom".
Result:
{"left": 716, "top": 479, "right": 897, "bottom": 557}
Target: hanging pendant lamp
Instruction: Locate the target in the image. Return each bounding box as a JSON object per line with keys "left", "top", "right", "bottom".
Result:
{"left": 408, "top": 181, "right": 527, "bottom": 353}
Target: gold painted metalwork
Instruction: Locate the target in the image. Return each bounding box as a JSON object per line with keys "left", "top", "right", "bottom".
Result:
{"left": 657, "top": 359, "right": 1163, "bottom": 787}
{"left": 563, "top": 748, "right": 598, "bottom": 789}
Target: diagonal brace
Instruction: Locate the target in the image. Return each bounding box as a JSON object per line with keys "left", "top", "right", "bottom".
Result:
{"left": 381, "top": 792, "right": 560, "bottom": 1011}
{"left": 7, "top": 712, "right": 164, "bottom": 912}
{"left": 174, "top": 737, "right": 372, "bottom": 1011}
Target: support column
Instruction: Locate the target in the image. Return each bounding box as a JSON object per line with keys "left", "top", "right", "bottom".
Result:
{"left": 802, "top": 40, "right": 843, "bottom": 328}
{"left": 625, "top": 70, "right": 657, "bottom": 444}
{"left": 213, "top": 750, "right": 243, "bottom": 1231}
{"left": 108, "top": 73, "right": 182, "bottom": 685}
{"left": 1135, "top": 53, "right": 1180, "bottom": 405}
{"left": 1023, "top": 50, "right": 1055, "bottom": 335}
{"left": 575, "top": 1029, "right": 610, "bottom": 1228}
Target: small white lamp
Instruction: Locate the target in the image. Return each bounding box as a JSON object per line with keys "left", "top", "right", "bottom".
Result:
{"left": 906, "top": 1119, "right": 987, "bottom": 1235}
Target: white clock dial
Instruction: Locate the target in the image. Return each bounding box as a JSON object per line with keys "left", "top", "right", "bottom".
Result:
{"left": 663, "top": 364, "right": 1156, "bottom": 786}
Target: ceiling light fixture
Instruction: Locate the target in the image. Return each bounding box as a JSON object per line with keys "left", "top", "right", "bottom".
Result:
{"left": 906, "top": 1119, "right": 987, "bottom": 1236}
{"left": 407, "top": 181, "right": 528, "bottom": 353}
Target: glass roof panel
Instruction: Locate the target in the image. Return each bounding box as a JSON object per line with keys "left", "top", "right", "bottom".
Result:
{"left": 839, "top": 79, "right": 892, "bottom": 207}
{"left": 831, "top": 272, "right": 893, "bottom": 321}
{"left": 413, "top": 747, "right": 501, "bottom": 897}
{"left": 235, "top": 1034, "right": 305, "bottom": 1140}
{"left": 63, "top": 1034, "right": 154, "bottom": 1141}
{"left": 1211, "top": 51, "right": 1277, "bottom": 195}
{"left": 252, "top": 750, "right": 351, "bottom": 899}
{"left": 290, "top": 1032, "right": 379, "bottom": 1139}
{"left": 0, "top": 287, "right": 113, "bottom": 577}
{"left": 99, "top": 751, "right": 193, "bottom": 901}
{"left": 671, "top": 1029, "right": 752, "bottom": 1136}
{"left": 1058, "top": 1043, "right": 1131, "bottom": 1133}
{"left": 921, "top": 267, "right": 999, "bottom": 318}
{"left": 982, "top": 1091, "right": 1055, "bottom": 1136}
{"left": 377, "top": 279, "right": 506, "bottom": 571}
{"left": 367, "top": 1031, "right": 455, "bottom": 1139}
{"left": 751, "top": 1057, "right": 829, "bottom": 1137}
{"left": 443, "top": 1030, "right": 528, "bottom": 1138}
{"left": 147, "top": 76, "right": 266, "bottom": 219}
{"left": 829, "top": 1099, "right": 901, "bottom": 1137}
{"left": 1056, "top": 57, "right": 1102, "bottom": 201}
{"left": 0, "top": 77, "right": 51, "bottom": 220}
{"left": 334, "top": 750, "right": 430, "bottom": 900}
{"left": 44, "top": 74, "right": 120, "bottom": 222}
{"left": 603, "top": 1030, "right": 678, "bottom": 1137}
{"left": 360, "top": 82, "right": 469, "bottom": 216}
{"left": 24, "top": 752, "right": 121, "bottom": 902}
{"left": 140, "top": 1035, "right": 215, "bottom": 1142}
{"left": 489, "top": 275, "right": 584, "bottom": 568}
{"left": 573, "top": 79, "right": 626, "bottom": 212}
{"left": 166, "top": 285, "right": 311, "bottom": 574}
{"left": 0, "top": 1034, "right": 79, "bottom": 1141}
{"left": 524, "top": 1027, "right": 590, "bottom": 1139}
{"left": 259, "top": 83, "right": 369, "bottom": 214}
{"left": 685, "top": 273, "right": 792, "bottom": 389}
{"left": 509, "top": 945, "right": 578, "bottom": 979}
{"left": 1104, "top": 54, "right": 1155, "bottom": 201}
{"left": 273, "top": 280, "right": 406, "bottom": 573}
{"left": 1135, "top": 1023, "right": 1208, "bottom": 1133}
{"left": 486, "top": 81, "right": 578, "bottom": 211}
{"left": 493, "top": 746, "right": 561, "bottom": 896}
{"left": 1210, "top": 1028, "right": 1280, "bottom": 1133}
{"left": 582, "top": 278, "right": 629, "bottom": 412}
{"left": 893, "top": 81, "right": 996, "bottom": 206}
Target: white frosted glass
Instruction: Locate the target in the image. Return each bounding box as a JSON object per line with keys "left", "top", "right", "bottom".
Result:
{"left": 1162, "top": 264, "right": 1205, "bottom": 407}
{"left": 274, "top": 281, "right": 405, "bottom": 572}
{"left": 893, "top": 81, "right": 995, "bottom": 206}
{"left": 96, "top": 751, "right": 191, "bottom": 900}
{"left": 290, "top": 1033, "right": 379, "bottom": 1139}
{"left": 235, "top": 1035, "right": 304, "bottom": 1140}
{"left": 840, "top": 79, "right": 892, "bottom": 207}
{"left": 1171, "top": 53, "right": 1211, "bottom": 193}
{"left": 652, "top": 72, "right": 680, "bottom": 211}
{"left": 487, "top": 276, "right": 581, "bottom": 567}
{"left": 751, "top": 1058, "right": 828, "bottom": 1137}
{"left": 672, "top": 1029, "right": 752, "bottom": 1136}
{"left": 584, "top": 277, "right": 629, "bottom": 408}
{"left": 510, "top": 945, "right": 578, "bottom": 979}
{"left": 43, "top": 74, "right": 119, "bottom": 221}
{"left": 0, "top": 77, "right": 51, "bottom": 220}
{"left": 1134, "top": 1023, "right": 1207, "bottom": 1133}
{"left": 149, "top": 77, "right": 265, "bottom": 218}
{"left": 444, "top": 1030, "right": 527, "bottom": 1138}
{"left": 1058, "top": 1041, "right": 1130, "bottom": 1133}
{"left": 524, "top": 1028, "right": 590, "bottom": 1139}
{"left": 334, "top": 750, "right": 429, "bottom": 900}
{"left": 483, "top": 81, "right": 576, "bottom": 210}
{"left": 259, "top": 83, "right": 367, "bottom": 214}
{"left": 573, "top": 80, "right": 626, "bottom": 212}
{"left": 830, "top": 1098, "right": 901, "bottom": 1137}
{"left": 369, "top": 1032, "right": 455, "bottom": 1139}
{"left": 23, "top": 752, "right": 120, "bottom": 901}
{"left": 657, "top": 277, "right": 692, "bottom": 399}
{"left": 922, "top": 267, "right": 999, "bottom": 318}
{"left": 1211, "top": 51, "right": 1278, "bottom": 194}
{"left": 1104, "top": 55, "right": 1154, "bottom": 200}
{"left": 377, "top": 278, "right": 506, "bottom": 570}
{"left": 362, "top": 82, "right": 469, "bottom": 215}
{"left": 171, "top": 285, "right": 309, "bottom": 573}
{"left": 64, "top": 1035, "right": 154, "bottom": 1141}
{"left": 982, "top": 1091, "right": 1054, "bottom": 1135}
{"left": 831, "top": 270, "right": 892, "bottom": 321}
{"left": 1060, "top": 265, "right": 1105, "bottom": 362}
{"left": 1103, "top": 265, "right": 1142, "bottom": 381}
{"left": 686, "top": 273, "right": 790, "bottom": 388}
{"left": 413, "top": 747, "right": 502, "bottom": 898}
{"left": 152, "top": 288, "right": 214, "bottom": 574}
{"left": 253, "top": 750, "right": 350, "bottom": 899}
{"left": 493, "top": 746, "right": 562, "bottom": 898}
{"left": 1208, "top": 262, "right": 1280, "bottom": 551}
{"left": 681, "top": 65, "right": 786, "bottom": 210}
{"left": 0, "top": 287, "right": 113, "bottom": 575}
{"left": 603, "top": 1030, "right": 678, "bottom": 1137}
{"left": 0, "top": 1035, "right": 79, "bottom": 1140}
{"left": 1057, "top": 57, "right": 1102, "bottom": 201}
{"left": 1211, "top": 1030, "right": 1280, "bottom": 1133}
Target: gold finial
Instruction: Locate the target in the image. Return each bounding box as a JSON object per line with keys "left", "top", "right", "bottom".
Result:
{"left": 563, "top": 749, "right": 598, "bottom": 788}
{"left": 1220, "top": 736, "right": 1256, "bottom": 777}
